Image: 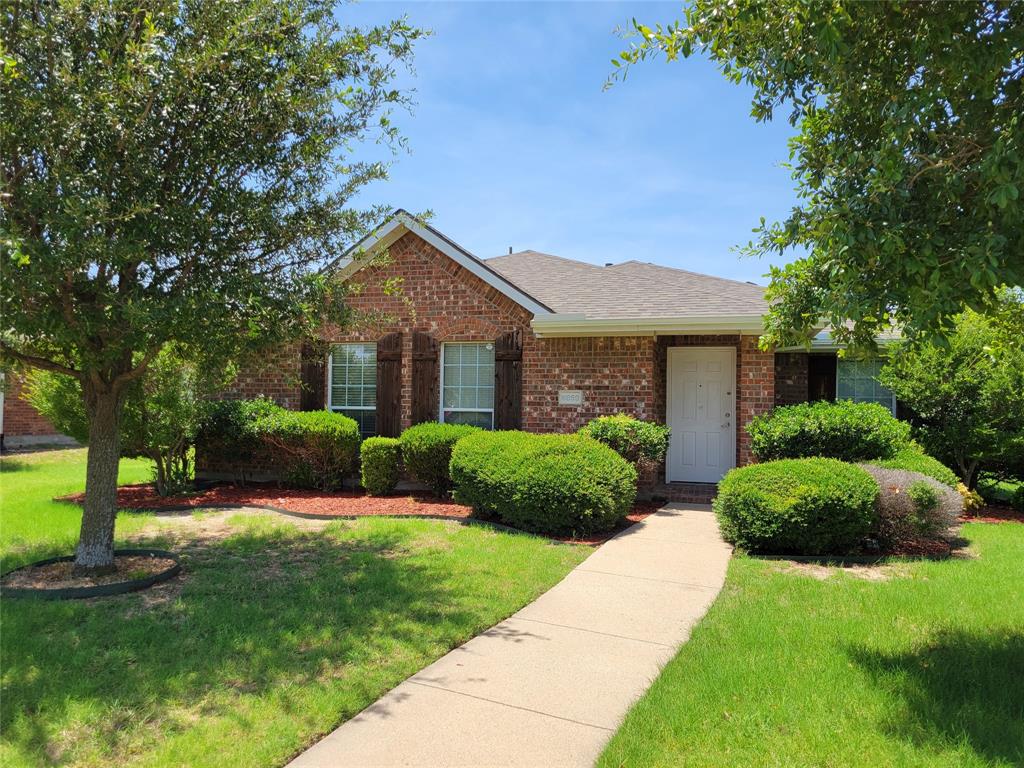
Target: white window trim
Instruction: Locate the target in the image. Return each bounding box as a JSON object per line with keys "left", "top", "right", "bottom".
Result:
{"left": 439, "top": 342, "right": 496, "bottom": 428}
{"left": 326, "top": 343, "right": 377, "bottom": 414}
{"left": 835, "top": 357, "right": 896, "bottom": 415}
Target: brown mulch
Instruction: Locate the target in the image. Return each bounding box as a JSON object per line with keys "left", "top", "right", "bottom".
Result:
{"left": 961, "top": 504, "right": 1024, "bottom": 525}
{"left": 59, "top": 484, "right": 664, "bottom": 546}
{"left": 1, "top": 555, "right": 176, "bottom": 590}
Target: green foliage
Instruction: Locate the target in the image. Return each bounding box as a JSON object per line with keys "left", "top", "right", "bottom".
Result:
{"left": 360, "top": 437, "right": 401, "bottom": 496}
{"left": 907, "top": 480, "right": 940, "bottom": 517}
{"left": 713, "top": 458, "right": 879, "bottom": 555}
{"left": 577, "top": 414, "right": 670, "bottom": 467}
{"left": 0, "top": 0, "right": 421, "bottom": 565}
{"left": 451, "top": 431, "right": 638, "bottom": 536}
{"left": 197, "top": 399, "right": 359, "bottom": 491}
{"left": 256, "top": 410, "right": 360, "bottom": 491}
{"left": 612, "top": 3, "right": 1024, "bottom": 347}
{"left": 748, "top": 400, "right": 912, "bottom": 463}
{"left": 879, "top": 295, "right": 1024, "bottom": 488}
{"left": 399, "top": 422, "right": 482, "bottom": 496}
{"left": 1012, "top": 486, "right": 1024, "bottom": 513}
{"left": 870, "top": 446, "right": 959, "bottom": 489}
{"left": 25, "top": 346, "right": 233, "bottom": 495}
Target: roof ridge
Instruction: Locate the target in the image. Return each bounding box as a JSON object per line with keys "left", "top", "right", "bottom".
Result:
{"left": 609, "top": 260, "right": 766, "bottom": 290}
{"left": 486, "top": 250, "right": 604, "bottom": 269}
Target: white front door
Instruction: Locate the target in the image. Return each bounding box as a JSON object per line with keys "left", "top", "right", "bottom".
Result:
{"left": 666, "top": 347, "right": 736, "bottom": 483}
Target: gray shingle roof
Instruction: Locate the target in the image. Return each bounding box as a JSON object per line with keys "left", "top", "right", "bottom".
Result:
{"left": 484, "top": 251, "right": 768, "bottom": 319}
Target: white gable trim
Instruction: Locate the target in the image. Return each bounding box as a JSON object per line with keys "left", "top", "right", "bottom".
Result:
{"left": 330, "top": 211, "right": 553, "bottom": 317}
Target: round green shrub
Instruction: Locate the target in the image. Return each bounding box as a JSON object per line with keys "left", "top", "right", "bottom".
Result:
{"left": 360, "top": 437, "right": 401, "bottom": 496}
{"left": 450, "top": 431, "right": 638, "bottom": 536}
{"left": 713, "top": 458, "right": 880, "bottom": 555}
{"left": 399, "top": 422, "right": 482, "bottom": 496}
{"left": 257, "top": 409, "right": 360, "bottom": 491}
{"left": 869, "top": 445, "right": 959, "bottom": 488}
{"left": 1012, "top": 485, "right": 1024, "bottom": 513}
{"left": 748, "top": 400, "right": 912, "bottom": 462}
{"left": 577, "top": 414, "right": 670, "bottom": 466}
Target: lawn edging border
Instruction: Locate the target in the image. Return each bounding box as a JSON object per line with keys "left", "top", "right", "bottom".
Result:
{"left": 752, "top": 551, "right": 951, "bottom": 565}
{"left": 1, "top": 548, "right": 181, "bottom": 600}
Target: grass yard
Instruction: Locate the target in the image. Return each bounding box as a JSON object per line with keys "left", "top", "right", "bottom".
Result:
{"left": 0, "top": 449, "right": 588, "bottom": 768}
{"left": 600, "top": 524, "right": 1024, "bottom": 768}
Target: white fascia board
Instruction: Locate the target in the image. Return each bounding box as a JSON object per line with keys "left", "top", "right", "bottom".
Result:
{"left": 531, "top": 313, "right": 766, "bottom": 338}
{"left": 775, "top": 329, "right": 901, "bottom": 352}
{"left": 331, "top": 211, "right": 553, "bottom": 317}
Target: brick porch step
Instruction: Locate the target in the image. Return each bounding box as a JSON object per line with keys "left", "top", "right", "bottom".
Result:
{"left": 647, "top": 482, "right": 718, "bottom": 505}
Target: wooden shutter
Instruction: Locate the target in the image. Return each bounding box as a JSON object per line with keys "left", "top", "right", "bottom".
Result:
{"left": 299, "top": 342, "right": 325, "bottom": 411}
{"left": 376, "top": 332, "right": 403, "bottom": 437}
{"left": 494, "top": 330, "right": 523, "bottom": 430}
{"left": 411, "top": 331, "right": 439, "bottom": 425}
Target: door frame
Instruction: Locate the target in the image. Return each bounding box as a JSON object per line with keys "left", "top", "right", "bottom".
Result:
{"left": 665, "top": 346, "right": 737, "bottom": 483}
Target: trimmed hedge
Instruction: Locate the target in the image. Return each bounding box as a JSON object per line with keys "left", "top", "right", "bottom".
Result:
{"left": 578, "top": 414, "right": 670, "bottom": 467}
{"left": 257, "top": 409, "right": 360, "bottom": 491}
{"left": 360, "top": 437, "right": 401, "bottom": 496}
{"left": 451, "top": 431, "right": 638, "bottom": 536}
{"left": 399, "top": 422, "right": 482, "bottom": 496}
{"left": 713, "top": 458, "right": 880, "bottom": 555}
{"left": 198, "top": 399, "right": 360, "bottom": 490}
{"left": 748, "top": 400, "right": 912, "bottom": 462}
{"left": 869, "top": 445, "right": 959, "bottom": 488}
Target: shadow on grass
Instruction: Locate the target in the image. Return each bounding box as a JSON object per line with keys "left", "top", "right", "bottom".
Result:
{"left": 0, "top": 457, "right": 33, "bottom": 473}
{"left": 0, "top": 521, "right": 492, "bottom": 764}
{"left": 849, "top": 629, "right": 1024, "bottom": 765}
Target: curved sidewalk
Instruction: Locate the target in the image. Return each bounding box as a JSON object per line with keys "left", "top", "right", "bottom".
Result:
{"left": 288, "top": 502, "right": 732, "bottom": 768}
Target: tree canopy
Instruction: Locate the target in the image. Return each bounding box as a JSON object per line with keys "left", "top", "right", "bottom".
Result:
{"left": 0, "top": 0, "right": 422, "bottom": 570}
{"left": 613, "top": 1, "right": 1024, "bottom": 347}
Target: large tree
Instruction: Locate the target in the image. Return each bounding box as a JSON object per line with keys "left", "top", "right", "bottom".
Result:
{"left": 0, "top": 0, "right": 421, "bottom": 572}
{"left": 612, "top": 1, "right": 1024, "bottom": 348}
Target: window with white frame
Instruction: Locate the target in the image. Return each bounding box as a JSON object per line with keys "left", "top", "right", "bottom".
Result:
{"left": 836, "top": 358, "right": 896, "bottom": 413}
{"left": 329, "top": 343, "right": 376, "bottom": 436}
{"left": 441, "top": 342, "right": 495, "bottom": 429}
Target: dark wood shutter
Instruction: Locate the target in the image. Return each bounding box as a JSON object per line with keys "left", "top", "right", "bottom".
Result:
{"left": 376, "top": 332, "right": 402, "bottom": 437}
{"left": 494, "top": 330, "right": 523, "bottom": 430}
{"left": 411, "top": 331, "right": 439, "bottom": 425}
{"left": 299, "top": 342, "right": 325, "bottom": 411}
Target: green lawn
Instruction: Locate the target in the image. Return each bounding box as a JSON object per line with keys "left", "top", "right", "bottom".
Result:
{"left": 0, "top": 449, "right": 588, "bottom": 768}
{"left": 600, "top": 524, "right": 1024, "bottom": 768}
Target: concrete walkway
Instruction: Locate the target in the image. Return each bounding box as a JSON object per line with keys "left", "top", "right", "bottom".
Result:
{"left": 288, "top": 503, "right": 731, "bottom": 768}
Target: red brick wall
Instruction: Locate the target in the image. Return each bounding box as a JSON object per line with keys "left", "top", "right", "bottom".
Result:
{"left": 774, "top": 352, "right": 809, "bottom": 406}
{"left": 2, "top": 372, "right": 60, "bottom": 437}
{"left": 737, "top": 335, "right": 775, "bottom": 465}
{"left": 522, "top": 336, "right": 656, "bottom": 432}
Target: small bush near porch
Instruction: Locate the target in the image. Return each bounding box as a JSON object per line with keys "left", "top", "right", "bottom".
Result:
{"left": 0, "top": 449, "right": 587, "bottom": 768}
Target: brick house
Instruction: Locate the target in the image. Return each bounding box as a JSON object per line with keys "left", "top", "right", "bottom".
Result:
{"left": 204, "top": 210, "right": 901, "bottom": 493}
{"left": 1, "top": 372, "right": 75, "bottom": 451}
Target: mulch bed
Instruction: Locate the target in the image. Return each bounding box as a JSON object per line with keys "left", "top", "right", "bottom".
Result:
{"left": 961, "top": 504, "right": 1024, "bottom": 525}
{"left": 1, "top": 554, "right": 177, "bottom": 590}
{"left": 59, "top": 483, "right": 664, "bottom": 545}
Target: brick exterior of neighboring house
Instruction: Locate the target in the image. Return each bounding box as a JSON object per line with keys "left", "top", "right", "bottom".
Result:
{"left": 200, "top": 226, "right": 777, "bottom": 486}
{"left": 1, "top": 371, "right": 70, "bottom": 449}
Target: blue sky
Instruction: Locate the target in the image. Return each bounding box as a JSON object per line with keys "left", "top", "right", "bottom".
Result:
{"left": 343, "top": 1, "right": 801, "bottom": 284}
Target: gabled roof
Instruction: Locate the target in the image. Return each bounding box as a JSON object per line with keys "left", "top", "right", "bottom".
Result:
{"left": 330, "top": 210, "right": 553, "bottom": 317}
{"left": 335, "top": 211, "right": 771, "bottom": 337}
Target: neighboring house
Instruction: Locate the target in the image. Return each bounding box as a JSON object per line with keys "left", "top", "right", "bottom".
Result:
{"left": 202, "top": 210, "right": 898, "bottom": 494}
{"left": 0, "top": 372, "right": 74, "bottom": 451}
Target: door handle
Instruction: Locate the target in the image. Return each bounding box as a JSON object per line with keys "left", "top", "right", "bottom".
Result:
{"left": 721, "top": 422, "right": 731, "bottom": 429}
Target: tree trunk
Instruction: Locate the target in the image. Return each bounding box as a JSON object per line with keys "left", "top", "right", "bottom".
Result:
{"left": 73, "top": 386, "right": 125, "bottom": 575}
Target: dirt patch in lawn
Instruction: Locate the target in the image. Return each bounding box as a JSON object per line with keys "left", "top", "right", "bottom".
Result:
{"left": 772, "top": 560, "right": 914, "bottom": 582}
{"left": 59, "top": 484, "right": 663, "bottom": 545}
{"left": 1, "top": 554, "right": 177, "bottom": 590}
